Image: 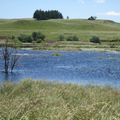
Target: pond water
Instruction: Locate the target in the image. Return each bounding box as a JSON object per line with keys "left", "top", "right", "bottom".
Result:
{"left": 0, "top": 50, "right": 120, "bottom": 88}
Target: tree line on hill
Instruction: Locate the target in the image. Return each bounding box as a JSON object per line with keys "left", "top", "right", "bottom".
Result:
{"left": 33, "top": 9, "right": 63, "bottom": 20}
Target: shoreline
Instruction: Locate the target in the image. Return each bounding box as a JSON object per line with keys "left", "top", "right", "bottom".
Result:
{"left": 20, "top": 47, "right": 120, "bottom": 53}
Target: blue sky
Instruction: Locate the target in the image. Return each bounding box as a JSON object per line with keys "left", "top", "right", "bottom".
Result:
{"left": 0, "top": 0, "right": 120, "bottom": 22}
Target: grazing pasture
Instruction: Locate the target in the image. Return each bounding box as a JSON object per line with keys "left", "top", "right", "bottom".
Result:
{"left": 0, "top": 19, "right": 120, "bottom": 50}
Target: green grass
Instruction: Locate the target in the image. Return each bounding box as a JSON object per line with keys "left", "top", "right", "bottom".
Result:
{"left": 0, "top": 19, "right": 120, "bottom": 50}
{"left": 0, "top": 80, "right": 120, "bottom": 120}
{"left": 0, "top": 19, "right": 120, "bottom": 40}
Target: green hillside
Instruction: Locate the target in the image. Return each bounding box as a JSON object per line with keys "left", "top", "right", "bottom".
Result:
{"left": 0, "top": 19, "right": 120, "bottom": 50}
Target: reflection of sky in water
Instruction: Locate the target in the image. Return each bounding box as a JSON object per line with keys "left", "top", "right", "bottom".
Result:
{"left": 0, "top": 50, "right": 120, "bottom": 88}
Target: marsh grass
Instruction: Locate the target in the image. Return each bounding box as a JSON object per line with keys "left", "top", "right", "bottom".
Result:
{"left": 0, "top": 80, "right": 120, "bottom": 120}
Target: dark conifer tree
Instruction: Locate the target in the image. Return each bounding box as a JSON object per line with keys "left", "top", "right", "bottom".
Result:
{"left": 33, "top": 9, "right": 63, "bottom": 20}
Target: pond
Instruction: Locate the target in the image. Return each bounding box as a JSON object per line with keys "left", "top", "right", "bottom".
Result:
{"left": 0, "top": 50, "right": 120, "bottom": 88}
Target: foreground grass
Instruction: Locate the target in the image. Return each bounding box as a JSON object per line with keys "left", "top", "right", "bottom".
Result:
{"left": 0, "top": 80, "right": 120, "bottom": 120}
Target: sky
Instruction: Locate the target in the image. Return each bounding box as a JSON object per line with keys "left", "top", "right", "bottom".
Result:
{"left": 0, "top": 0, "right": 120, "bottom": 22}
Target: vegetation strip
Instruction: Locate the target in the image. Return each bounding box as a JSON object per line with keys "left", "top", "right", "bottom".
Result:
{"left": 0, "top": 19, "right": 120, "bottom": 51}
{"left": 0, "top": 80, "right": 120, "bottom": 120}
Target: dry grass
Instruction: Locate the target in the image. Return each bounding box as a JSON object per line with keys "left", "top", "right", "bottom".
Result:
{"left": 0, "top": 80, "right": 120, "bottom": 120}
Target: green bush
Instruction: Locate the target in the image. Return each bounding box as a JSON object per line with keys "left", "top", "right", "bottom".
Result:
{"left": 18, "top": 32, "right": 45, "bottom": 43}
{"left": 110, "top": 43, "right": 116, "bottom": 48}
{"left": 11, "top": 35, "right": 15, "bottom": 40}
{"left": 90, "top": 36, "right": 101, "bottom": 44}
{"left": 37, "top": 39, "right": 42, "bottom": 43}
{"left": 59, "top": 35, "right": 65, "bottom": 41}
{"left": 52, "top": 52, "right": 61, "bottom": 56}
{"left": 32, "top": 32, "right": 45, "bottom": 41}
{"left": 18, "top": 34, "right": 32, "bottom": 43}
{"left": 66, "top": 35, "right": 79, "bottom": 41}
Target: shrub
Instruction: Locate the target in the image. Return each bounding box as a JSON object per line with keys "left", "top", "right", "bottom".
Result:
{"left": 37, "top": 39, "right": 42, "bottom": 43}
{"left": 18, "top": 32, "right": 45, "bottom": 43}
{"left": 66, "top": 35, "right": 79, "bottom": 41}
{"left": 18, "top": 34, "right": 32, "bottom": 43}
{"left": 52, "top": 52, "right": 61, "bottom": 56}
{"left": 11, "top": 35, "right": 15, "bottom": 40}
{"left": 32, "top": 32, "right": 45, "bottom": 41}
{"left": 90, "top": 36, "right": 101, "bottom": 44}
{"left": 72, "top": 36, "right": 79, "bottom": 41}
{"left": 59, "top": 35, "right": 65, "bottom": 41}
{"left": 110, "top": 43, "right": 116, "bottom": 48}
{"left": 88, "top": 16, "right": 97, "bottom": 20}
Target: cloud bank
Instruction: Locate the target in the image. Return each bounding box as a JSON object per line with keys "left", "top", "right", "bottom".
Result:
{"left": 106, "top": 11, "right": 120, "bottom": 17}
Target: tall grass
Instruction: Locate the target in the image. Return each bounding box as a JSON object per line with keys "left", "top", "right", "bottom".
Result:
{"left": 0, "top": 80, "right": 120, "bottom": 120}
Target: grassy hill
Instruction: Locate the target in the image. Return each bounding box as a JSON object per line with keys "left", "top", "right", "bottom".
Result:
{"left": 0, "top": 19, "right": 120, "bottom": 50}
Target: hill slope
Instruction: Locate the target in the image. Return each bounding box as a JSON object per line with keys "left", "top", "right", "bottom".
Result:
{"left": 0, "top": 19, "right": 120, "bottom": 50}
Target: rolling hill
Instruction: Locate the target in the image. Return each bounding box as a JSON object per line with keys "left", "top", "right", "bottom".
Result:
{"left": 0, "top": 19, "right": 120, "bottom": 50}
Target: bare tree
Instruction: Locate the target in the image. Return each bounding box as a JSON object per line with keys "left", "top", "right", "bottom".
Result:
{"left": 1, "top": 38, "right": 20, "bottom": 74}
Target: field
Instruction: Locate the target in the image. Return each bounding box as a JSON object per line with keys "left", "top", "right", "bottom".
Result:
{"left": 0, "top": 80, "right": 120, "bottom": 120}
{"left": 0, "top": 19, "right": 120, "bottom": 50}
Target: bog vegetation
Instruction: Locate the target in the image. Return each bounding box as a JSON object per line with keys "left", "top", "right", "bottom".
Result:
{"left": 0, "top": 80, "right": 120, "bottom": 120}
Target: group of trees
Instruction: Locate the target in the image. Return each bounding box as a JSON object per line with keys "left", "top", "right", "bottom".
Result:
{"left": 33, "top": 9, "right": 98, "bottom": 21}
{"left": 88, "top": 16, "right": 97, "bottom": 20}
{"left": 33, "top": 9, "right": 63, "bottom": 20}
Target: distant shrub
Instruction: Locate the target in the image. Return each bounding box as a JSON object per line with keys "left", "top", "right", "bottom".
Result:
{"left": 88, "top": 16, "right": 97, "bottom": 20}
{"left": 18, "top": 34, "right": 32, "bottom": 43}
{"left": 37, "top": 39, "right": 42, "bottom": 43}
{"left": 59, "top": 35, "right": 65, "bottom": 41}
{"left": 32, "top": 32, "right": 45, "bottom": 41}
{"left": 110, "top": 43, "right": 116, "bottom": 48}
{"left": 90, "top": 36, "right": 101, "bottom": 44}
{"left": 18, "top": 32, "right": 45, "bottom": 43}
{"left": 66, "top": 35, "right": 79, "bottom": 41}
{"left": 11, "top": 35, "right": 15, "bottom": 40}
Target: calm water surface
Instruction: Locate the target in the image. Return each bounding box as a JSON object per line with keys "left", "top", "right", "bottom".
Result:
{"left": 0, "top": 50, "right": 120, "bottom": 88}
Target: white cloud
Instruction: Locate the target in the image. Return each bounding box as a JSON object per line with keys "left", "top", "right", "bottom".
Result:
{"left": 77, "top": 0, "right": 107, "bottom": 4}
{"left": 106, "top": 11, "right": 120, "bottom": 16}
{"left": 95, "top": 0, "right": 107, "bottom": 3}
